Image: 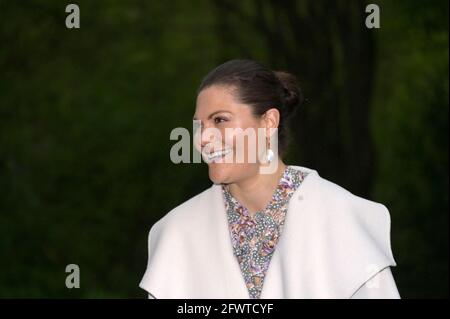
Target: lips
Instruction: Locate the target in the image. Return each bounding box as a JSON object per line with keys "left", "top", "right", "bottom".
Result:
{"left": 202, "top": 148, "right": 232, "bottom": 163}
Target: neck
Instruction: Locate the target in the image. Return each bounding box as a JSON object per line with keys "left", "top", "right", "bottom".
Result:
{"left": 227, "top": 160, "right": 287, "bottom": 216}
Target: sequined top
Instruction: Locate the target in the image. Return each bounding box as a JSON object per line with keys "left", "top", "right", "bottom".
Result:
{"left": 221, "top": 165, "right": 308, "bottom": 299}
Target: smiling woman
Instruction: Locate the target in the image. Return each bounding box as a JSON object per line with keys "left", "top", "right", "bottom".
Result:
{"left": 139, "top": 59, "right": 400, "bottom": 299}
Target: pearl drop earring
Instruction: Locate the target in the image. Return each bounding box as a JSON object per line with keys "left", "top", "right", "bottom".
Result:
{"left": 266, "top": 137, "right": 274, "bottom": 163}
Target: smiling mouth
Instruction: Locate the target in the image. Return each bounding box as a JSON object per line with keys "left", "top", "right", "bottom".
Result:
{"left": 202, "top": 148, "right": 232, "bottom": 163}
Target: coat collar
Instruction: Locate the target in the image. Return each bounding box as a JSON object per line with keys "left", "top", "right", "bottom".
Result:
{"left": 140, "top": 165, "right": 396, "bottom": 298}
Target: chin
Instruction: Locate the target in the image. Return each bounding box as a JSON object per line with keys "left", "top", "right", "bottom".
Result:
{"left": 207, "top": 163, "right": 232, "bottom": 184}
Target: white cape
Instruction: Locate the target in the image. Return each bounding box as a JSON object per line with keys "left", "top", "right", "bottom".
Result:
{"left": 139, "top": 165, "right": 398, "bottom": 298}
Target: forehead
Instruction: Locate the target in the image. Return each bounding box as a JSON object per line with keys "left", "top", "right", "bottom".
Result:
{"left": 197, "top": 85, "right": 236, "bottom": 106}
{"left": 195, "top": 85, "right": 241, "bottom": 117}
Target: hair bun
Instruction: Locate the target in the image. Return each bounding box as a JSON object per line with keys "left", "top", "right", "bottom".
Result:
{"left": 273, "top": 70, "right": 305, "bottom": 117}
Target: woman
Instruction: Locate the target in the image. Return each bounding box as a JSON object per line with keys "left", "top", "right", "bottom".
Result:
{"left": 139, "top": 59, "right": 400, "bottom": 299}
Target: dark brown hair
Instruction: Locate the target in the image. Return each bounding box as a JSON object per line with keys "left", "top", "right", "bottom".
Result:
{"left": 197, "top": 59, "right": 304, "bottom": 156}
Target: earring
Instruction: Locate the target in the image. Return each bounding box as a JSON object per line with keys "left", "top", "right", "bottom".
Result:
{"left": 266, "top": 138, "right": 274, "bottom": 163}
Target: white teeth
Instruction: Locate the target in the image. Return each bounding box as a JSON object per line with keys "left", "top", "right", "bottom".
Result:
{"left": 203, "top": 149, "right": 231, "bottom": 162}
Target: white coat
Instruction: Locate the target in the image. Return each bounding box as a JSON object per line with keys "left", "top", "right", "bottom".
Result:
{"left": 139, "top": 165, "right": 400, "bottom": 299}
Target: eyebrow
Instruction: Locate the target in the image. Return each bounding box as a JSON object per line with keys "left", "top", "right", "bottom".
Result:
{"left": 192, "top": 110, "right": 231, "bottom": 121}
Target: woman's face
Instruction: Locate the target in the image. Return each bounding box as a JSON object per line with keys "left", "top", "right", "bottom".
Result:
{"left": 194, "top": 85, "right": 267, "bottom": 184}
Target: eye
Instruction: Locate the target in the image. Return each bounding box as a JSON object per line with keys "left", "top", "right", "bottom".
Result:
{"left": 214, "top": 117, "right": 227, "bottom": 124}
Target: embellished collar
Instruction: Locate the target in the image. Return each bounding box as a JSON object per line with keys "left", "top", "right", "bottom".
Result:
{"left": 221, "top": 165, "right": 307, "bottom": 218}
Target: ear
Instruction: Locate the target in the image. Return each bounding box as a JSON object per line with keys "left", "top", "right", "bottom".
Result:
{"left": 262, "top": 108, "right": 280, "bottom": 137}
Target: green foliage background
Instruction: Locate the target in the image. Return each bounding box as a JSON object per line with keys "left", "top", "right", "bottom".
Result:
{"left": 0, "top": 0, "right": 448, "bottom": 298}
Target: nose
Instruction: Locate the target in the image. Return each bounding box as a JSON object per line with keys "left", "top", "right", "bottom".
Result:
{"left": 194, "top": 124, "right": 222, "bottom": 154}
{"left": 201, "top": 126, "right": 219, "bottom": 149}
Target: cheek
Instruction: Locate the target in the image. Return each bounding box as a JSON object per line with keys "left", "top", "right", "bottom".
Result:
{"left": 193, "top": 129, "right": 201, "bottom": 153}
{"left": 227, "top": 126, "right": 264, "bottom": 163}
{"left": 222, "top": 128, "right": 235, "bottom": 148}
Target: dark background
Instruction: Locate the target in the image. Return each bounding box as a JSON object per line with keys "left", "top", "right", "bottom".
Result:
{"left": 0, "top": 0, "right": 448, "bottom": 298}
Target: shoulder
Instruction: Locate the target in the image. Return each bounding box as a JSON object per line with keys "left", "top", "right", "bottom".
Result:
{"left": 292, "top": 165, "right": 396, "bottom": 265}
{"left": 312, "top": 171, "right": 392, "bottom": 233}
{"left": 292, "top": 165, "right": 392, "bottom": 226}
{"left": 319, "top": 171, "right": 396, "bottom": 267}
{"left": 291, "top": 166, "right": 397, "bottom": 295}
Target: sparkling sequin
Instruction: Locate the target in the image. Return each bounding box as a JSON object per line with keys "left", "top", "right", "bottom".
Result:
{"left": 221, "top": 165, "right": 308, "bottom": 299}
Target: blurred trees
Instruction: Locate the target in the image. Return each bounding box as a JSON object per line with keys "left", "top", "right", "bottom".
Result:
{"left": 372, "top": 0, "right": 449, "bottom": 298}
